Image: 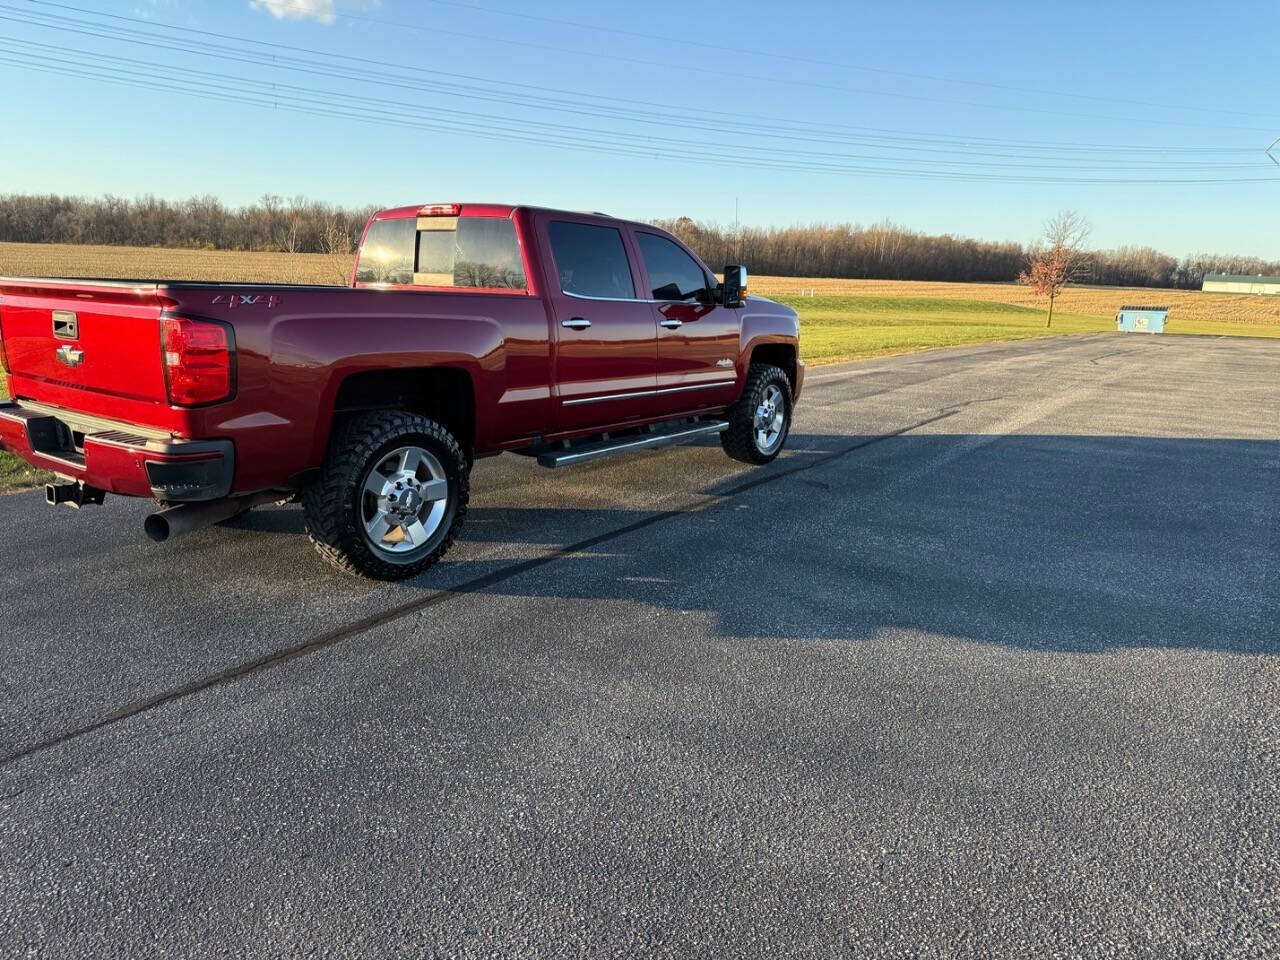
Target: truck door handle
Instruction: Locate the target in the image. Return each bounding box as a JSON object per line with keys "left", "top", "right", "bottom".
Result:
{"left": 562, "top": 317, "right": 591, "bottom": 330}
{"left": 659, "top": 318, "right": 683, "bottom": 329}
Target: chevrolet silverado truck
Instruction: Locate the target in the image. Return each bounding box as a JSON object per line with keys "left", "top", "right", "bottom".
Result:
{"left": 0, "top": 203, "right": 802, "bottom": 580}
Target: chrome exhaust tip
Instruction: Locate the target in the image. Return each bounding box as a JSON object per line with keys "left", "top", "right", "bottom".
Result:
{"left": 144, "top": 491, "right": 282, "bottom": 543}
{"left": 143, "top": 511, "right": 173, "bottom": 542}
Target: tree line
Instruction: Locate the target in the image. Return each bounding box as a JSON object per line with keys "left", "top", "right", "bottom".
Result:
{"left": 0, "top": 193, "right": 1275, "bottom": 290}
{"left": 656, "top": 217, "right": 1280, "bottom": 290}
{"left": 0, "top": 193, "right": 377, "bottom": 257}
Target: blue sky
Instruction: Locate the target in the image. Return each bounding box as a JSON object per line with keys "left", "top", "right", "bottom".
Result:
{"left": 2, "top": 0, "right": 1278, "bottom": 257}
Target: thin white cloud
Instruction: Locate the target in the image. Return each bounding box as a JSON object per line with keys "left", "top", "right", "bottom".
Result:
{"left": 132, "top": 0, "right": 178, "bottom": 18}
{"left": 251, "top": 0, "right": 337, "bottom": 23}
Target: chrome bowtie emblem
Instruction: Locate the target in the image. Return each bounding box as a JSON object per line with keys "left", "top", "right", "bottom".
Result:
{"left": 56, "top": 345, "right": 84, "bottom": 368}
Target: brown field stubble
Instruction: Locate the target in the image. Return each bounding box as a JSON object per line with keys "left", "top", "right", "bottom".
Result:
{"left": 1, "top": 242, "right": 1276, "bottom": 327}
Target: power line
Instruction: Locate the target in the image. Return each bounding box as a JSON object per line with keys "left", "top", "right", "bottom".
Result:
{"left": 3, "top": 2, "right": 1276, "bottom": 184}
{"left": 0, "top": 50, "right": 1273, "bottom": 186}
{"left": 242, "top": 0, "right": 1272, "bottom": 123}
{"left": 0, "top": 35, "right": 1265, "bottom": 175}
{"left": 10, "top": 1, "right": 1269, "bottom": 152}
{"left": 3, "top": 3, "right": 1271, "bottom": 170}
{"left": 18, "top": 0, "right": 1278, "bottom": 136}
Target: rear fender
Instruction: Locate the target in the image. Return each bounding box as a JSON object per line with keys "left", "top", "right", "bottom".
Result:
{"left": 298, "top": 315, "right": 502, "bottom": 464}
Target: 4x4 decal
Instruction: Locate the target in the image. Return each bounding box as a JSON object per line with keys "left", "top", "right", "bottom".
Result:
{"left": 212, "top": 294, "right": 282, "bottom": 309}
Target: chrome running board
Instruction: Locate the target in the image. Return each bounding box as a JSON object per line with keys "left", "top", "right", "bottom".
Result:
{"left": 537, "top": 419, "right": 729, "bottom": 468}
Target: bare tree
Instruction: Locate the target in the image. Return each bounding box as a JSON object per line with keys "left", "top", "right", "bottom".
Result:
{"left": 321, "top": 214, "right": 356, "bottom": 285}
{"left": 259, "top": 193, "right": 283, "bottom": 250}
{"left": 1019, "top": 210, "right": 1091, "bottom": 328}
{"left": 270, "top": 199, "right": 307, "bottom": 283}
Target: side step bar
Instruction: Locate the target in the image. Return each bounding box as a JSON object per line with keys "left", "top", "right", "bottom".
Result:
{"left": 537, "top": 420, "right": 728, "bottom": 468}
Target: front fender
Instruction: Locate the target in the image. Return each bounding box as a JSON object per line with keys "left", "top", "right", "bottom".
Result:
{"left": 738, "top": 295, "right": 801, "bottom": 394}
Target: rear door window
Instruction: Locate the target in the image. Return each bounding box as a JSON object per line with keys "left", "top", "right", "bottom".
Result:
{"left": 636, "top": 232, "right": 710, "bottom": 302}
{"left": 547, "top": 221, "right": 636, "bottom": 299}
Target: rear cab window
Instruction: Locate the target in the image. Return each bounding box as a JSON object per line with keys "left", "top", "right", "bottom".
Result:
{"left": 355, "top": 218, "right": 416, "bottom": 285}
{"left": 355, "top": 213, "right": 527, "bottom": 292}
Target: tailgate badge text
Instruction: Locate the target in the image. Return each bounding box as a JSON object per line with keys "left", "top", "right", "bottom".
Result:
{"left": 213, "top": 294, "right": 282, "bottom": 309}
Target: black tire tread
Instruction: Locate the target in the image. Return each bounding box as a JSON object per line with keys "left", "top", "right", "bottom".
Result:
{"left": 302, "top": 410, "right": 469, "bottom": 580}
{"left": 720, "top": 363, "right": 793, "bottom": 465}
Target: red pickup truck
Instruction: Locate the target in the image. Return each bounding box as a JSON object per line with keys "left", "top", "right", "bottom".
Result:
{"left": 0, "top": 203, "right": 802, "bottom": 579}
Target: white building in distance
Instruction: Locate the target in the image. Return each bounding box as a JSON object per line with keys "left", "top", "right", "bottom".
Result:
{"left": 1202, "top": 274, "right": 1280, "bottom": 295}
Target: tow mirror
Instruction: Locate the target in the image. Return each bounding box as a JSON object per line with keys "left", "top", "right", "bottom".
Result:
{"left": 722, "top": 265, "right": 748, "bottom": 307}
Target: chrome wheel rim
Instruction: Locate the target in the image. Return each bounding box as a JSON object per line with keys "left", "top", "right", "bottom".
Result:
{"left": 753, "top": 384, "right": 786, "bottom": 454}
{"left": 360, "top": 445, "right": 449, "bottom": 561}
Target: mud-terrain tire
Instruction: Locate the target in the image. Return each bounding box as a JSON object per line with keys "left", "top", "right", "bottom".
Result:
{"left": 720, "top": 363, "right": 793, "bottom": 465}
{"left": 302, "top": 411, "right": 469, "bottom": 580}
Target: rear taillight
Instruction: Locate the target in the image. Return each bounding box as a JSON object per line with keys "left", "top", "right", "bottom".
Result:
{"left": 161, "top": 316, "right": 234, "bottom": 406}
{"left": 0, "top": 332, "right": 10, "bottom": 377}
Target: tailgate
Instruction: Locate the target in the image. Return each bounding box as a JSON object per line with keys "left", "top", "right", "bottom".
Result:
{"left": 0, "top": 278, "right": 170, "bottom": 410}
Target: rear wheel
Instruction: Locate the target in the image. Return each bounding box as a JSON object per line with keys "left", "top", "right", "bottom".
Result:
{"left": 721, "top": 363, "right": 793, "bottom": 464}
{"left": 303, "top": 411, "right": 469, "bottom": 580}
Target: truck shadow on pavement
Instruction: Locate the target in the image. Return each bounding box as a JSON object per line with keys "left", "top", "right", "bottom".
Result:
{"left": 1, "top": 430, "right": 1275, "bottom": 764}
{"left": 225, "top": 430, "right": 1277, "bottom": 656}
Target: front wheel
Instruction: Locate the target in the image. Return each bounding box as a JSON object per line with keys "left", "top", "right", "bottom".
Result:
{"left": 721, "top": 363, "right": 793, "bottom": 465}
{"left": 303, "top": 411, "right": 469, "bottom": 580}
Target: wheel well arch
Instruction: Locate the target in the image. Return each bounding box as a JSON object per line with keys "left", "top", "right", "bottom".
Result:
{"left": 331, "top": 367, "right": 476, "bottom": 455}
{"left": 748, "top": 343, "right": 798, "bottom": 393}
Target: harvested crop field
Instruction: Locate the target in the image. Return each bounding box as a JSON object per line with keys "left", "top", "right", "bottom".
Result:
{"left": 751, "top": 275, "right": 1280, "bottom": 328}
{"left": 0, "top": 242, "right": 354, "bottom": 286}
{"left": 2, "top": 241, "right": 1277, "bottom": 331}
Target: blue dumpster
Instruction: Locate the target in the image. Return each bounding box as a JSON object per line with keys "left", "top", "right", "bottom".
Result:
{"left": 1116, "top": 305, "right": 1168, "bottom": 334}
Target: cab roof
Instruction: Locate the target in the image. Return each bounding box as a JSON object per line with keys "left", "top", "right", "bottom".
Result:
{"left": 373, "top": 203, "right": 623, "bottom": 223}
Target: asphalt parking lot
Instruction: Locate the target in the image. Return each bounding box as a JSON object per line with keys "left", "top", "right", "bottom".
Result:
{"left": 0, "top": 333, "right": 1276, "bottom": 958}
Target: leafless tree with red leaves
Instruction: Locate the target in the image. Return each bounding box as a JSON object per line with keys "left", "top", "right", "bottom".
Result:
{"left": 1019, "top": 210, "right": 1091, "bottom": 328}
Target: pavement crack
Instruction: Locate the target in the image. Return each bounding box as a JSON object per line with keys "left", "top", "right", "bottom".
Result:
{"left": 943, "top": 395, "right": 1005, "bottom": 411}
{"left": 1088, "top": 342, "right": 1169, "bottom": 365}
